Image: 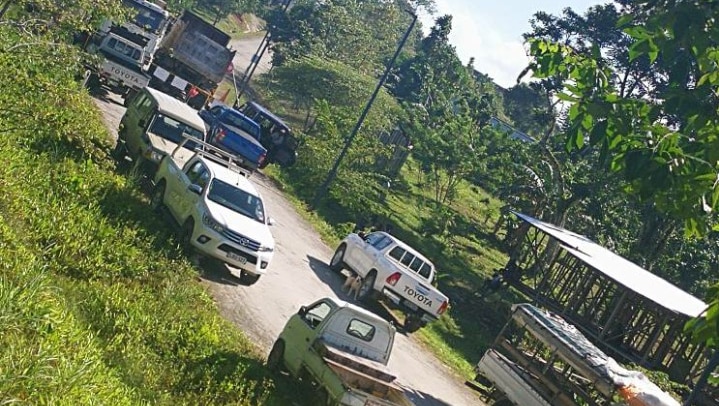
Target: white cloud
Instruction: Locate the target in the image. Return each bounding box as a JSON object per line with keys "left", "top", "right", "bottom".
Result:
{"left": 419, "top": 0, "right": 530, "bottom": 88}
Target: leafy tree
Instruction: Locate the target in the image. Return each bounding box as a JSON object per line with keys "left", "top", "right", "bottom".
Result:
{"left": 264, "top": 0, "right": 419, "bottom": 74}
{"left": 524, "top": 0, "right": 719, "bottom": 352}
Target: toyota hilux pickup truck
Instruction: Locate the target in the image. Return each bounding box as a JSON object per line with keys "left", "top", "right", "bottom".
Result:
{"left": 151, "top": 138, "right": 275, "bottom": 285}
{"left": 267, "top": 297, "right": 414, "bottom": 406}
{"left": 115, "top": 87, "right": 207, "bottom": 175}
{"left": 199, "top": 104, "right": 267, "bottom": 172}
{"left": 329, "top": 232, "right": 450, "bottom": 333}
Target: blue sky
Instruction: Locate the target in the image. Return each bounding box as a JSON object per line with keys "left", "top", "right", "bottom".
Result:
{"left": 419, "top": 0, "right": 603, "bottom": 88}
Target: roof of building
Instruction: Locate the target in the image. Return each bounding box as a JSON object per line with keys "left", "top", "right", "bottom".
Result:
{"left": 514, "top": 212, "right": 707, "bottom": 318}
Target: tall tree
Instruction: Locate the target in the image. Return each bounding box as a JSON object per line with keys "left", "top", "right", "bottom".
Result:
{"left": 524, "top": 0, "right": 719, "bottom": 351}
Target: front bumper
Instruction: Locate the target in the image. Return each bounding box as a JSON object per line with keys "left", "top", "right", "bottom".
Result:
{"left": 189, "top": 226, "right": 273, "bottom": 276}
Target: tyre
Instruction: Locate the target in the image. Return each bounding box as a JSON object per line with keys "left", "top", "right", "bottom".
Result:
{"left": 266, "top": 339, "right": 285, "bottom": 372}
{"left": 150, "top": 181, "right": 165, "bottom": 212}
{"left": 357, "top": 270, "right": 376, "bottom": 302}
{"left": 111, "top": 141, "right": 126, "bottom": 161}
{"left": 180, "top": 219, "right": 195, "bottom": 251}
{"left": 240, "top": 272, "right": 260, "bottom": 286}
{"left": 404, "top": 314, "right": 426, "bottom": 333}
{"left": 329, "top": 244, "right": 346, "bottom": 273}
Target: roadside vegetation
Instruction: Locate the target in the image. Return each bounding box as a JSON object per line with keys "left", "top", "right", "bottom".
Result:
{"left": 252, "top": 0, "right": 719, "bottom": 387}
{"left": 0, "top": 15, "right": 302, "bottom": 406}
{"left": 2, "top": 0, "right": 718, "bottom": 402}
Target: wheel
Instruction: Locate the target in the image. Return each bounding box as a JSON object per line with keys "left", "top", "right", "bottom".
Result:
{"left": 150, "top": 181, "right": 165, "bottom": 212}
{"left": 314, "top": 387, "right": 330, "bottom": 406}
{"left": 357, "top": 271, "right": 376, "bottom": 302}
{"left": 180, "top": 219, "right": 195, "bottom": 251}
{"left": 240, "top": 272, "right": 260, "bottom": 286}
{"left": 404, "top": 314, "right": 426, "bottom": 333}
{"left": 329, "top": 244, "right": 346, "bottom": 273}
{"left": 266, "top": 339, "right": 285, "bottom": 372}
{"left": 111, "top": 141, "right": 126, "bottom": 161}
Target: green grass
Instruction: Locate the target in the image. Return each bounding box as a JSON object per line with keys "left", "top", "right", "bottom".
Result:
{"left": 262, "top": 142, "right": 523, "bottom": 380}
{"left": 0, "top": 33, "right": 306, "bottom": 402}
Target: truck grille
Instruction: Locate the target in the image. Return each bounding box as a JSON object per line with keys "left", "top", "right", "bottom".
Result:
{"left": 218, "top": 244, "right": 258, "bottom": 264}
{"left": 221, "top": 230, "right": 261, "bottom": 252}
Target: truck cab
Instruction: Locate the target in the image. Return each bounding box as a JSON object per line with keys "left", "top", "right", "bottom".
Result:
{"left": 268, "top": 297, "right": 413, "bottom": 406}
{"left": 237, "top": 101, "right": 298, "bottom": 168}
{"left": 115, "top": 87, "right": 207, "bottom": 175}
{"left": 200, "top": 104, "right": 267, "bottom": 170}
{"left": 330, "top": 232, "right": 450, "bottom": 332}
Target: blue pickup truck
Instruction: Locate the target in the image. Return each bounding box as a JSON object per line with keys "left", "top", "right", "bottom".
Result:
{"left": 199, "top": 104, "right": 267, "bottom": 170}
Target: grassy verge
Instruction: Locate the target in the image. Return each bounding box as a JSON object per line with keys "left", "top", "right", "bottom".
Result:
{"left": 0, "top": 30, "right": 303, "bottom": 404}
{"left": 262, "top": 154, "right": 521, "bottom": 380}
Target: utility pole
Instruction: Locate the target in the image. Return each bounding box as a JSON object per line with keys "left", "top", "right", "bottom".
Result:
{"left": 234, "top": 0, "right": 292, "bottom": 106}
{"left": 311, "top": 11, "right": 417, "bottom": 210}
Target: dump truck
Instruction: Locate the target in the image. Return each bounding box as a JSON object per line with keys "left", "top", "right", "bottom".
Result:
{"left": 267, "top": 297, "right": 414, "bottom": 406}
{"left": 148, "top": 10, "right": 235, "bottom": 109}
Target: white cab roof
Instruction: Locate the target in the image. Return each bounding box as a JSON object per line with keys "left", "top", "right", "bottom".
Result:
{"left": 144, "top": 87, "right": 206, "bottom": 133}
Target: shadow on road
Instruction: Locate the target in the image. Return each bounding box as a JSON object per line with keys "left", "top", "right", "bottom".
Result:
{"left": 403, "top": 385, "right": 455, "bottom": 406}
{"left": 305, "top": 255, "right": 414, "bottom": 335}
{"left": 199, "top": 256, "right": 253, "bottom": 287}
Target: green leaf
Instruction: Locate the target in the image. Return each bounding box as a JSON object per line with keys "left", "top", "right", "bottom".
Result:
{"left": 590, "top": 120, "right": 608, "bottom": 145}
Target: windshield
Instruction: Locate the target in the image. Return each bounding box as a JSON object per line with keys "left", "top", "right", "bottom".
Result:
{"left": 207, "top": 179, "right": 265, "bottom": 223}
{"left": 149, "top": 114, "right": 204, "bottom": 149}
{"left": 105, "top": 36, "right": 142, "bottom": 62}
{"left": 224, "top": 111, "right": 260, "bottom": 139}
{"left": 127, "top": 0, "right": 168, "bottom": 33}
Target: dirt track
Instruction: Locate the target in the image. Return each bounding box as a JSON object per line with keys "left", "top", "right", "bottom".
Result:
{"left": 93, "top": 36, "right": 484, "bottom": 406}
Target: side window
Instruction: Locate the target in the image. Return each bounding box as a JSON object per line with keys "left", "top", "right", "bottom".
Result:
{"left": 346, "top": 319, "right": 376, "bottom": 342}
{"left": 302, "top": 302, "right": 332, "bottom": 329}
{"left": 185, "top": 161, "right": 207, "bottom": 187}
{"left": 136, "top": 94, "right": 154, "bottom": 120}
{"left": 389, "top": 246, "right": 405, "bottom": 261}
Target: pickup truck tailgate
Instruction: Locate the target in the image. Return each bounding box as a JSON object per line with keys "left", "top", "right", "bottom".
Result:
{"left": 387, "top": 273, "right": 448, "bottom": 318}
{"left": 211, "top": 124, "right": 266, "bottom": 166}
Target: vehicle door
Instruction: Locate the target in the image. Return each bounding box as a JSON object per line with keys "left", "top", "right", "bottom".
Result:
{"left": 166, "top": 160, "right": 208, "bottom": 221}
{"left": 282, "top": 300, "right": 333, "bottom": 375}
{"left": 353, "top": 233, "right": 392, "bottom": 273}
{"left": 124, "top": 92, "right": 155, "bottom": 157}
{"left": 199, "top": 105, "right": 222, "bottom": 129}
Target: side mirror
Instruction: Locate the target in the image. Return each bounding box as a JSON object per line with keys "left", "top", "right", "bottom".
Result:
{"left": 188, "top": 184, "right": 202, "bottom": 195}
{"left": 267, "top": 217, "right": 275, "bottom": 226}
{"left": 298, "top": 306, "right": 308, "bottom": 317}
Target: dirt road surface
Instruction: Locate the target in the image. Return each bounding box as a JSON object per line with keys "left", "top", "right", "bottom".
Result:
{"left": 93, "top": 37, "right": 484, "bottom": 406}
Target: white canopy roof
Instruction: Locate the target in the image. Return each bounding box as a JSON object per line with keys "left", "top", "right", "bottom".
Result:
{"left": 514, "top": 212, "right": 707, "bottom": 318}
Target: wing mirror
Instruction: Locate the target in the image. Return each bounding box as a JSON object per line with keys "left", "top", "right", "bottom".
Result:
{"left": 298, "top": 306, "right": 308, "bottom": 317}
{"left": 267, "top": 217, "right": 275, "bottom": 226}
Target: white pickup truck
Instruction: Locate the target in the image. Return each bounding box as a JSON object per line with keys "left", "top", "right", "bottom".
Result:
{"left": 329, "top": 232, "right": 450, "bottom": 332}
{"left": 267, "top": 297, "right": 414, "bottom": 406}
{"left": 151, "top": 139, "right": 275, "bottom": 285}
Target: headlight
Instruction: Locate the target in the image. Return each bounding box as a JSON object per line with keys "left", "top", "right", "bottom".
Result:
{"left": 258, "top": 245, "right": 274, "bottom": 253}
{"left": 202, "top": 214, "right": 224, "bottom": 233}
{"left": 144, "top": 148, "right": 164, "bottom": 163}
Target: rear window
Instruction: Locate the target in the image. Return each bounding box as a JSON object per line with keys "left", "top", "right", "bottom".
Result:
{"left": 388, "top": 246, "right": 433, "bottom": 279}
{"left": 346, "top": 319, "right": 375, "bottom": 342}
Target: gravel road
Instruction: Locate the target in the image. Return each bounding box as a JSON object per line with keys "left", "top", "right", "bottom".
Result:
{"left": 92, "top": 36, "right": 484, "bottom": 406}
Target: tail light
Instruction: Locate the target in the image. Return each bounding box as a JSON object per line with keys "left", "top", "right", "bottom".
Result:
{"left": 437, "top": 300, "right": 449, "bottom": 315}
{"left": 385, "top": 272, "right": 401, "bottom": 287}
{"left": 258, "top": 152, "right": 267, "bottom": 165}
